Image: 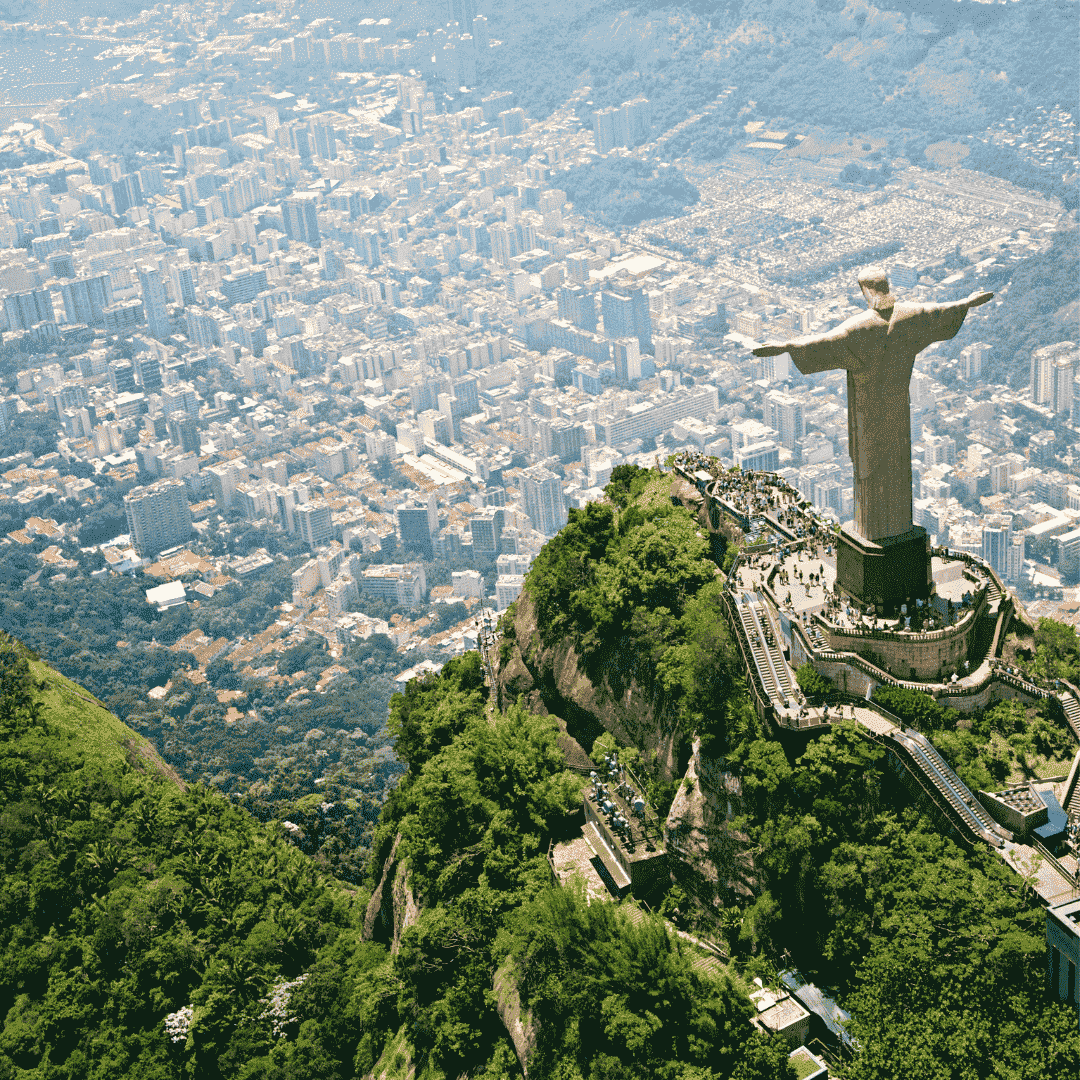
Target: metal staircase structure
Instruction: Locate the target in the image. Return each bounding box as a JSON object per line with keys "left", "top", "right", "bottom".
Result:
{"left": 888, "top": 727, "right": 1006, "bottom": 848}
{"left": 736, "top": 592, "right": 795, "bottom": 707}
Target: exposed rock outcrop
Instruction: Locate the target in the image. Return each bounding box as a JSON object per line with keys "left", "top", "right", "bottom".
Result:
{"left": 666, "top": 740, "right": 756, "bottom": 905}
{"left": 493, "top": 955, "right": 537, "bottom": 1076}
{"left": 495, "top": 588, "right": 692, "bottom": 781}
{"left": 363, "top": 834, "right": 422, "bottom": 953}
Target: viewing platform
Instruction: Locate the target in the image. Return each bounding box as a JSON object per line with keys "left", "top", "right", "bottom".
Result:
{"left": 580, "top": 751, "right": 668, "bottom": 898}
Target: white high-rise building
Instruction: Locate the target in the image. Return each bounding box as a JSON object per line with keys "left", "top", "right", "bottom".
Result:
{"left": 1031, "top": 342, "right": 1074, "bottom": 405}
{"left": 981, "top": 517, "right": 1012, "bottom": 579}
{"left": 137, "top": 264, "right": 169, "bottom": 341}
{"left": 520, "top": 465, "right": 566, "bottom": 537}
{"left": 296, "top": 502, "right": 333, "bottom": 548}
{"left": 1052, "top": 353, "right": 1077, "bottom": 415}
{"left": 1005, "top": 534, "right": 1025, "bottom": 584}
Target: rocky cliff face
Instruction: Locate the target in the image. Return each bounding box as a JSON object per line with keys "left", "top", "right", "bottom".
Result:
{"left": 665, "top": 739, "right": 756, "bottom": 907}
{"left": 363, "top": 834, "right": 422, "bottom": 953}
{"left": 495, "top": 586, "right": 692, "bottom": 781}
{"left": 492, "top": 956, "right": 537, "bottom": 1077}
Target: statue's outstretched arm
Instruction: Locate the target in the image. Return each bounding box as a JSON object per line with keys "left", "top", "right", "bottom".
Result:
{"left": 753, "top": 323, "right": 853, "bottom": 375}
{"left": 900, "top": 290, "right": 994, "bottom": 352}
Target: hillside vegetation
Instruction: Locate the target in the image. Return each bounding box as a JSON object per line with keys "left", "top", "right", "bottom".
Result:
{"left": 0, "top": 636, "right": 790, "bottom": 1080}
{"left": 508, "top": 466, "right": 747, "bottom": 780}
{"left": 499, "top": 469, "right": 1080, "bottom": 1078}
{"left": 3, "top": 468, "right": 1078, "bottom": 1078}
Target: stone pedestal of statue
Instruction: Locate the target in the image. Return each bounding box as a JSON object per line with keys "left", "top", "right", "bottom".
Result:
{"left": 836, "top": 524, "right": 931, "bottom": 616}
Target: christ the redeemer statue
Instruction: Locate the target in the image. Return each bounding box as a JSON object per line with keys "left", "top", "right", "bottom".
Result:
{"left": 752, "top": 267, "right": 992, "bottom": 611}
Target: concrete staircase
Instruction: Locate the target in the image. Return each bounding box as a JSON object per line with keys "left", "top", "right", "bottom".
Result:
{"left": 1060, "top": 691, "right": 1080, "bottom": 743}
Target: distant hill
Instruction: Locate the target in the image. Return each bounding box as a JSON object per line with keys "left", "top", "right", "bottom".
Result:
{"left": 483, "top": 0, "right": 1077, "bottom": 150}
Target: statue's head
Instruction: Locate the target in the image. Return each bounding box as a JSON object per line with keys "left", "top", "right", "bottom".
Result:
{"left": 858, "top": 266, "right": 896, "bottom": 312}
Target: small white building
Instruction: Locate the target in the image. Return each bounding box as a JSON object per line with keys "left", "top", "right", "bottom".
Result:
{"left": 451, "top": 569, "right": 484, "bottom": 599}
{"left": 145, "top": 580, "right": 187, "bottom": 612}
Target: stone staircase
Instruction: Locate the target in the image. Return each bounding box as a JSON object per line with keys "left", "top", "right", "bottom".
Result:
{"left": 1060, "top": 691, "right": 1080, "bottom": 743}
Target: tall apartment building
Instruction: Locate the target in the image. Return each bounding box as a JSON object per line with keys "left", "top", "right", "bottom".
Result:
{"left": 137, "top": 264, "right": 169, "bottom": 341}
{"left": 296, "top": 501, "right": 333, "bottom": 548}
{"left": 108, "top": 359, "right": 137, "bottom": 395}
{"left": 612, "top": 339, "right": 642, "bottom": 384}
{"left": 124, "top": 478, "right": 193, "bottom": 557}
{"left": 591, "top": 107, "right": 617, "bottom": 154}
{"left": 765, "top": 390, "right": 805, "bottom": 451}
{"left": 557, "top": 284, "right": 598, "bottom": 330}
{"left": 614, "top": 97, "right": 651, "bottom": 147}
{"left": 310, "top": 120, "right": 337, "bottom": 160}
{"left": 3, "top": 289, "right": 54, "bottom": 331}
{"left": 960, "top": 342, "right": 990, "bottom": 381}
{"left": 1005, "top": 534, "right": 1025, "bottom": 585}
{"left": 282, "top": 192, "right": 321, "bottom": 247}
{"left": 520, "top": 465, "right": 566, "bottom": 537}
{"left": 396, "top": 494, "right": 438, "bottom": 554}
{"left": 61, "top": 274, "right": 113, "bottom": 326}
{"left": 592, "top": 98, "right": 651, "bottom": 153}
{"left": 136, "top": 354, "right": 163, "bottom": 393}
{"left": 1030, "top": 341, "right": 1074, "bottom": 405}
{"left": 469, "top": 507, "right": 503, "bottom": 558}
{"left": 602, "top": 285, "right": 652, "bottom": 353}
{"left": 489, "top": 223, "right": 519, "bottom": 266}
{"left": 1052, "top": 352, "right": 1077, "bottom": 416}
{"left": 981, "top": 516, "right": 1012, "bottom": 579}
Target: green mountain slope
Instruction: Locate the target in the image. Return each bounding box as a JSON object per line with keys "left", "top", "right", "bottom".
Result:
{"left": 1, "top": 632, "right": 785, "bottom": 1080}
{"left": 0, "top": 634, "right": 371, "bottom": 1080}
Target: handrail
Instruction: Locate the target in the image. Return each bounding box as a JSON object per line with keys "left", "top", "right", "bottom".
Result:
{"left": 1030, "top": 836, "right": 1080, "bottom": 898}
{"left": 809, "top": 598, "right": 984, "bottom": 644}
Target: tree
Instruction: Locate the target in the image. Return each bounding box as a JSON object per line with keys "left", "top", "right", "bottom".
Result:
{"left": 795, "top": 662, "right": 832, "bottom": 700}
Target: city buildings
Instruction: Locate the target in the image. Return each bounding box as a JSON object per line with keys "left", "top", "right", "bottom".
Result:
{"left": 282, "top": 192, "right": 321, "bottom": 247}
{"left": 296, "top": 502, "right": 334, "bottom": 548}
{"left": 0, "top": 6, "right": 1072, "bottom": 679}
{"left": 520, "top": 465, "right": 566, "bottom": 537}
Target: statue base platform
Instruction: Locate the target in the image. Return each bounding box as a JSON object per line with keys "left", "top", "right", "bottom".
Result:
{"left": 836, "top": 525, "right": 931, "bottom": 616}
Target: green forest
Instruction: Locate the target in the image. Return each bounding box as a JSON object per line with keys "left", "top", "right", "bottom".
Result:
{"left": 558, "top": 160, "right": 700, "bottom": 229}
{"left": 0, "top": 640, "right": 798, "bottom": 1080}
{"left": 1, "top": 467, "right": 1078, "bottom": 1078}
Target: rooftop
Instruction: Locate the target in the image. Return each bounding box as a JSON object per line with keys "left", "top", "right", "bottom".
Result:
{"left": 993, "top": 785, "right": 1045, "bottom": 814}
